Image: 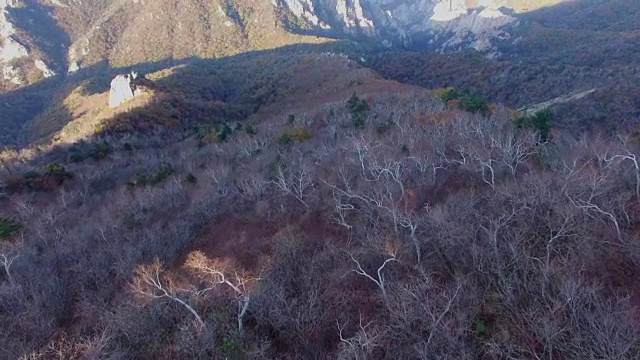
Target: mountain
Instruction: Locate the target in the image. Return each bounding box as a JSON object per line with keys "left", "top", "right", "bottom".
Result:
{"left": 0, "top": 0, "right": 326, "bottom": 90}
{"left": 2, "top": 0, "right": 639, "bottom": 139}
{"left": 0, "top": 1, "right": 639, "bottom": 359}
{"left": 0, "top": 0, "right": 66, "bottom": 89}
{"left": 0, "top": 0, "right": 573, "bottom": 91}
{"left": 275, "top": 0, "right": 565, "bottom": 52}
{"left": 1, "top": 55, "right": 639, "bottom": 359}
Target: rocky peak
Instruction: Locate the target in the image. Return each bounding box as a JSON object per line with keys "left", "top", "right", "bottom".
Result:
{"left": 274, "top": 0, "right": 564, "bottom": 53}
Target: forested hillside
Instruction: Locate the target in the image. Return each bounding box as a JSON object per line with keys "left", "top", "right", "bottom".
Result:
{"left": 1, "top": 81, "right": 639, "bottom": 358}
{"left": 0, "top": 1, "right": 639, "bottom": 359}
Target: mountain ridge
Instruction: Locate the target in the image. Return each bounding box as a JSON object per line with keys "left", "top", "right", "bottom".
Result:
{"left": 0, "top": 0, "right": 580, "bottom": 91}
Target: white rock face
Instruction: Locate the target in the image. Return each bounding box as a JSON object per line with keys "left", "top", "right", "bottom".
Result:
{"left": 34, "top": 59, "right": 55, "bottom": 78}
{"left": 0, "top": 0, "right": 27, "bottom": 85}
{"left": 68, "top": 60, "right": 80, "bottom": 73}
{"left": 275, "top": 0, "right": 523, "bottom": 53}
{"left": 109, "top": 73, "right": 137, "bottom": 108}
{"left": 0, "top": 37, "right": 27, "bottom": 62}
{"left": 67, "top": 39, "right": 90, "bottom": 73}
{"left": 0, "top": 1, "right": 17, "bottom": 10}
{"left": 2, "top": 64, "right": 20, "bottom": 84}
{"left": 431, "top": 0, "right": 468, "bottom": 21}
{"left": 431, "top": 2, "right": 517, "bottom": 53}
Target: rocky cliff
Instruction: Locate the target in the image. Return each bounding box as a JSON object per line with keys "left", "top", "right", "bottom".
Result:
{"left": 1, "top": 0, "right": 634, "bottom": 94}
{"left": 274, "top": 0, "right": 566, "bottom": 53}
{"left": 0, "top": 0, "right": 68, "bottom": 90}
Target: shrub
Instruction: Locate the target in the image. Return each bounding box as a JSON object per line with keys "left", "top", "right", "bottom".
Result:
{"left": 68, "top": 141, "right": 113, "bottom": 162}
{"left": 202, "top": 132, "right": 219, "bottom": 144}
{"left": 184, "top": 173, "right": 198, "bottom": 185}
{"left": 89, "top": 142, "right": 113, "bottom": 160}
{"left": 149, "top": 162, "right": 174, "bottom": 185}
{"left": 347, "top": 92, "right": 368, "bottom": 129}
{"left": 11, "top": 164, "right": 73, "bottom": 192}
{"left": 127, "top": 162, "right": 175, "bottom": 188}
{"left": 285, "top": 12, "right": 313, "bottom": 31}
{"left": 347, "top": 93, "right": 369, "bottom": 129}
{"left": 268, "top": 155, "right": 283, "bottom": 180}
{"left": 22, "top": 170, "right": 40, "bottom": 180}
{"left": 0, "top": 218, "right": 21, "bottom": 240}
{"left": 434, "top": 87, "right": 457, "bottom": 102}
{"left": 278, "top": 128, "right": 312, "bottom": 147}
{"left": 127, "top": 173, "right": 148, "bottom": 188}
{"left": 515, "top": 108, "right": 553, "bottom": 141}
{"left": 458, "top": 91, "right": 489, "bottom": 115}
{"left": 69, "top": 151, "right": 85, "bottom": 163}
{"left": 437, "top": 88, "right": 489, "bottom": 115}
{"left": 245, "top": 125, "right": 257, "bottom": 135}
{"left": 43, "top": 163, "right": 73, "bottom": 181}
{"left": 278, "top": 133, "right": 293, "bottom": 147}
{"left": 217, "top": 123, "right": 233, "bottom": 142}
{"left": 220, "top": 337, "right": 240, "bottom": 358}
{"left": 197, "top": 123, "right": 235, "bottom": 144}
{"left": 400, "top": 144, "right": 410, "bottom": 155}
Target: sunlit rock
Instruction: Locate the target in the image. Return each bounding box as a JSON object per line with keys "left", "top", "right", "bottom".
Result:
{"left": 274, "top": 0, "right": 524, "bottom": 53}
{"left": 2, "top": 64, "right": 21, "bottom": 84}
{"left": 34, "top": 59, "right": 55, "bottom": 78}
{"left": 109, "top": 71, "right": 140, "bottom": 108}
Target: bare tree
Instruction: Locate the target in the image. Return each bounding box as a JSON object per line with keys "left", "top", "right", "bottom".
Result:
{"left": 563, "top": 166, "right": 623, "bottom": 241}
{"left": 492, "top": 128, "right": 539, "bottom": 179}
{"left": 336, "top": 315, "right": 383, "bottom": 360}
{"left": 185, "top": 251, "right": 260, "bottom": 334}
{"left": 477, "top": 200, "right": 528, "bottom": 254}
{"left": 344, "top": 135, "right": 382, "bottom": 177}
{"left": 348, "top": 252, "right": 396, "bottom": 307}
{"left": 0, "top": 248, "right": 19, "bottom": 284}
{"left": 330, "top": 189, "right": 355, "bottom": 229}
{"left": 237, "top": 174, "right": 269, "bottom": 202}
{"left": 131, "top": 259, "right": 205, "bottom": 329}
{"left": 600, "top": 135, "right": 640, "bottom": 201}
{"left": 273, "top": 152, "right": 315, "bottom": 207}
{"left": 324, "top": 151, "right": 425, "bottom": 263}
{"left": 386, "top": 271, "right": 470, "bottom": 358}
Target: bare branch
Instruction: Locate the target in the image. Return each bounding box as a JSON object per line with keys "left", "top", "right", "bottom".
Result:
{"left": 132, "top": 260, "right": 205, "bottom": 329}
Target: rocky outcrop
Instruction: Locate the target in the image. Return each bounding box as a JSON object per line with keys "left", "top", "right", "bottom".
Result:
{"left": 1, "top": 0, "right": 27, "bottom": 85}
{"left": 109, "top": 71, "right": 142, "bottom": 108}
{"left": 273, "top": 0, "right": 562, "bottom": 54}
{"left": 0, "top": 0, "right": 61, "bottom": 87}
{"left": 34, "top": 59, "right": 55, "bottom": 78}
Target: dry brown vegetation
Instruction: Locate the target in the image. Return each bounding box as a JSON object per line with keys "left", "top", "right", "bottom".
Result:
{"left": 365, "top": 1, "right": 640, "bottom": 133}
{"left": 0, "top": 87, "right": 639, "bottom": 358}
{"left": 51, "top": 0, "right": 328, "bottom": 69}
{"left": 368, "top": 45, "right": 640, "bottom": 133}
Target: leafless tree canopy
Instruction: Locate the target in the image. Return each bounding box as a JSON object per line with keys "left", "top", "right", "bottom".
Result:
{"left": 0, "top": 92, "right": 638, "bottom": 359}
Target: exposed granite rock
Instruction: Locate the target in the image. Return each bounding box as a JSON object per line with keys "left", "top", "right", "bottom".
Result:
{"left": 108, "top": 71, "right": 153, "bottom": 107}
{"left": 34, "top": 59, "right": 55, "bottom": 78}
{"left": 109, "top": 71, "right": 139, "bottom": 108}
{"left": 0, "top": 0, "right": 26, "bottom": 84}
{"left": 273, "top": 0, "right": 548, "bottom": 54}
